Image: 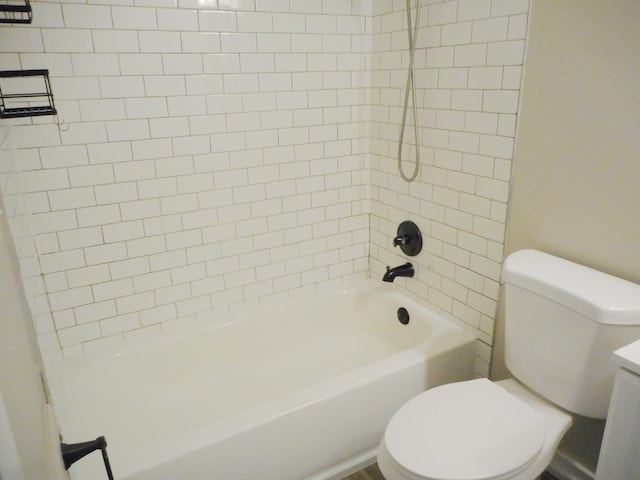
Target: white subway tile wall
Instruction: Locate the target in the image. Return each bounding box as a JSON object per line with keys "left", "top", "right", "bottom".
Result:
{"left": 1, "top": 0, "right": 373, "bottom": 360}
{"left": 0, "top": 0, "right": 529, "bottom": 375}
{"left": 369, "top": 0, "right": 528, "bottom": 376}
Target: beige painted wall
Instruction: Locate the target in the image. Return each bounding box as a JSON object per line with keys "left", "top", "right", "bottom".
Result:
{"left": 0, "top": 194, "right": 66, "bottom": 480}
{"left": 492, "top": 0, "right": 640, "bottom": 380}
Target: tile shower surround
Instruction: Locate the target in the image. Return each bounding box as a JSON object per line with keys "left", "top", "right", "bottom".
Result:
{"left": 0, "top": 0, "right": 529, "bottom": 376}
{"left": 369, "top": 0, "right": 528, "bottom": 376}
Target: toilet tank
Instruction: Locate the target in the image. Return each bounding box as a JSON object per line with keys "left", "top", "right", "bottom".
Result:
{"left": 502, "top": 250, "right": 640, "bottom": 419}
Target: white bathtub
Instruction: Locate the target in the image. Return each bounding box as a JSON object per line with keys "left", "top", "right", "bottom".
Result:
{"left": 48, "top": 280, "right": 475, "bottom": 480}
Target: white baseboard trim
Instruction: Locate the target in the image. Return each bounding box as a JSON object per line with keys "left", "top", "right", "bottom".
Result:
{"left": 546, "top": 451, "right": 595, "bottom": 480}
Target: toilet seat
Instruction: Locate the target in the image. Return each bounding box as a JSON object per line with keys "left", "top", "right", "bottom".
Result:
{"left": 381, "top": 379, "right": 547, "bottom": 480}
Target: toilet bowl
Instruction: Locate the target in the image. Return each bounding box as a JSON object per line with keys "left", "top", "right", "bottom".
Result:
{"left": 378, "top": 378, "right": 572, "bottom": 480}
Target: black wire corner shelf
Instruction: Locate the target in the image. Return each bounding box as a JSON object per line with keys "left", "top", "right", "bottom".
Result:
{"left": 0, "top": 0, "right": 32, "bottom": 24}
{"left": 0, "top": 69, "right": 57, "bottom": 119}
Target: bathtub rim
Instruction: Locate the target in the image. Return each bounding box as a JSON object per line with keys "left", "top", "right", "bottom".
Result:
{"left": 46, "top": 276, "right": 466, "bottom": 373}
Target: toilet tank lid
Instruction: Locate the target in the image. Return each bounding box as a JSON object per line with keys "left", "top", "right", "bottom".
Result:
{"left": 502, "top": 250, "right": 640, "bottom": 325}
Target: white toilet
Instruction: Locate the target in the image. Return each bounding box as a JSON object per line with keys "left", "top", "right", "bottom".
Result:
{"left": 378, "top": 249, "right": 640, "bottom": 480}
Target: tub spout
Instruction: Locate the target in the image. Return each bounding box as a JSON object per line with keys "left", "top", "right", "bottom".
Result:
{"left": 383, "top": 262, "right": 414, "bottom": 282}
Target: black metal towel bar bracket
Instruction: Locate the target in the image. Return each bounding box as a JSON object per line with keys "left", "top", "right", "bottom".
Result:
{"left": 61, "top": 436, "right": 115, "bottom": 480}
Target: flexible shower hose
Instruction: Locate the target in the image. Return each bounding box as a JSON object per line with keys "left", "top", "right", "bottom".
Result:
{"left": 397, "top": 0, "right": 421, "bottom": 182}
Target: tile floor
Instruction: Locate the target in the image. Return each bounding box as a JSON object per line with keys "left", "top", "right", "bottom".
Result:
{"left": 342, "top": 464, "right": 385, "bottom": 480}
{"left": 541, "top": 472, "right": 560, "bottom": 480}
{"left": 343, "top": 463, "right": 560, "bottom": 480}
